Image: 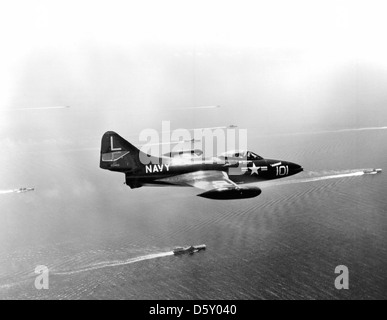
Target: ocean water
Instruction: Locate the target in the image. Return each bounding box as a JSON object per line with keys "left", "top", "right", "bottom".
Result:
{"left": 0, "top": 129, "right": 386, "bottom": 299}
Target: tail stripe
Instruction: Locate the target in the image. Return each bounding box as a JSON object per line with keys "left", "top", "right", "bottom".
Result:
{"left": 101, "top": 151, "right": 129, "bottom": 162}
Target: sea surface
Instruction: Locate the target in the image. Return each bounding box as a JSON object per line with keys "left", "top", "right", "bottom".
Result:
{"left": 0, "top": 129, "right": 386, "bottom": 299}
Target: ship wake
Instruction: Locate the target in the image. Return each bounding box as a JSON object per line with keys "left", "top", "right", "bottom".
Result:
{"left": 0, "top": 190, "right": 16, "bottom": 195}
{"left": 52, "top": 251, "right": 174, "bottom": 276}
{"left": 260, "top": 168, "right": 381, "bottom": 188}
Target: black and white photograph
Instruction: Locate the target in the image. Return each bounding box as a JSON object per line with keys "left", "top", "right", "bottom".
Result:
{"left": 0, "top": 0, "right": 386, "bottom": 304}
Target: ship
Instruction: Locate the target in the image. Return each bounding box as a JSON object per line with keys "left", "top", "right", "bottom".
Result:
{"left": 363, "top": 168, "right": 382, "bottom": 174}
{"left": 15, "top": 187, "right": 35, "bottom": 193}
{"left": 173, "top": 244, "right": 206, "bottom": 255}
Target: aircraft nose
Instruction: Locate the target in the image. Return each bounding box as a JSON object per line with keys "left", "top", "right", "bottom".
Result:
{"left": 288, "top": 162, "right": 303, "bottom": 175}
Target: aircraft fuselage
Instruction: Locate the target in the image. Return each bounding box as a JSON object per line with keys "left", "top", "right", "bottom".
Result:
{"left": 127, "top": 158, "right": 303, "bottom": 187}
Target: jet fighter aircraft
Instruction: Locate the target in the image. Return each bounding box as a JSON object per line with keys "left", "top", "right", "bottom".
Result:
{"left": 100, "top": 131, "right": 303, "bottom": 200}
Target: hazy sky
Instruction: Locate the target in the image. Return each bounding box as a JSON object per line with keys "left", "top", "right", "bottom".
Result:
{"left": 1, "top": 0, "right": 387, "bottom": 149}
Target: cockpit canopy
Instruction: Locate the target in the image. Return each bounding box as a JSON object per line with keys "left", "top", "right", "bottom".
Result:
{"left": 219, "top": 150, "right": 263, "bottom": 161}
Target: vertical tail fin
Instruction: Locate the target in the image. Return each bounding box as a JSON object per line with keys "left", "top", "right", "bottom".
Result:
{"left": 100, "top": 131, "right": 142, "bottom": 173}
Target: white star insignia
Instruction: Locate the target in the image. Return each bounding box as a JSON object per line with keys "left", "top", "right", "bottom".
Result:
{"left": 249, "top": 163, "right": 259, "bottom": 175}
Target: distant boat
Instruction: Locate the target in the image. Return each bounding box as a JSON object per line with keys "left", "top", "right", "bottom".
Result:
{"left": 173, "top": 244, "right": 206, "bottom": 255}
{"left": 16, "top": 187, "right": 35, "bottom": 193}
{"left": 363, "top": 169, "right": 382, "bottom": 174}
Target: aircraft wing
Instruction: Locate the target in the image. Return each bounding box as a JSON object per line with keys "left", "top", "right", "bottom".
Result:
{"left": 158, "top": 170, "right": 238, "bottom": 190}
{"left": 157, "top": 170, "right": 261, "bottom": 199}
